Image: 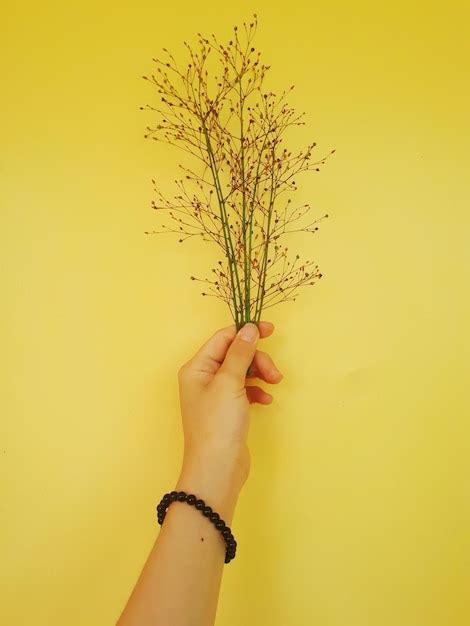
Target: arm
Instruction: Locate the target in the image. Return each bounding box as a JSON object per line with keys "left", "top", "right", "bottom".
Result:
{"left": 116, "top": 321, "right": 283, "bottom": 626}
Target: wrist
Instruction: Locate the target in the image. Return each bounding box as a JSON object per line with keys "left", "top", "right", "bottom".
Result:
{"left": 175, "top": 445, "right": 247, "bottom": 525}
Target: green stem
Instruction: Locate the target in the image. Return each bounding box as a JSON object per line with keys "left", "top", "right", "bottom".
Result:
{"left": 254, "top": 149, "right": 276, "bottom": 322}
{"left": 202, "top": 123, "right": 243, "bottom": 326}
{"left": 239, "top": 91, "right": 249, "bottom": 325}
{"left": 248, "top": 129, "right": 271, "bottom": 324}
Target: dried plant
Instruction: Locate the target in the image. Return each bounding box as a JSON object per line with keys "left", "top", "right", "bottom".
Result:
{"left": 142, "top": 14, "right": 335, "bottom": 330}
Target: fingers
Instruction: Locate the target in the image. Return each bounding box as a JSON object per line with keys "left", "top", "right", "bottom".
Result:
{"left": 258, "top": 321, "right": 275, "bottom": 339}
{"left": 217, "top": 323, "right": 259, "bottom": 384}
{"left": 190, "top": 325, "right": 236, "bottom": 374}
{"left": 248, "top": 350, "right": 283, "bottom": 384}
{"left": 189, "top": 320, "right": 275, "bottom": 374}
{"left": 246, "top": 385, "right": 273, "bottom": 405}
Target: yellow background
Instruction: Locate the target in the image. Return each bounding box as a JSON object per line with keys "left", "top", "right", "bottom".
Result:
{"left": 2, "top": 1, "right": 469, "bottom": 624}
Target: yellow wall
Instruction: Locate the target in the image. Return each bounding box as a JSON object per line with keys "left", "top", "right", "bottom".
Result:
{"left": 2, "top": 1, "right": 469, "bottom": 624}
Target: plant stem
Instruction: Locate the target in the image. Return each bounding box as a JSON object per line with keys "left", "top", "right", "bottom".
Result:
{"left": 239, "top": 90, "right": 249, "bottom": 326}
{"left": 254, "top": 147, "right": 276, "bottom": 323}
{"left": 248, "top": 127, "right": 271, "bottom": 323}
{"left": 202, "top": 124, "right": 244, "bottom": 327}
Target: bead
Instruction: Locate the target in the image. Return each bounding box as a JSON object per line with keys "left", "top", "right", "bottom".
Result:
{"left": 156, "top": 491, "right": 237, "bottom": 563}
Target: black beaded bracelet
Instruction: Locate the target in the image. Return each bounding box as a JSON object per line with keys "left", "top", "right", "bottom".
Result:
{"left": 156, "top": 491, "right": 237, "bottom": 564}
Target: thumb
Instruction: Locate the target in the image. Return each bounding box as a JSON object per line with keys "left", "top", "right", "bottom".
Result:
{"left": 217, "top": 323, "right": 259, "bottom": 383}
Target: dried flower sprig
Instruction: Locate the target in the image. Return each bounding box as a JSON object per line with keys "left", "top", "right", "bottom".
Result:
{"left": 142, "top": 14, "right": 335, "bottom": 329}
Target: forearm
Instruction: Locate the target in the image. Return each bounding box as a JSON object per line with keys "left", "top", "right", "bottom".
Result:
{"left": 116, "top": 449, "right": 243, "bottom": 626}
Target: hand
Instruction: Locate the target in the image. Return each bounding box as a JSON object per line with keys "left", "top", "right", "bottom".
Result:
{"left": 116, "top": 322, "right": 283, "bottom": 625}
{"left": 176, "top": 321, "right": 283, "bottom": 501}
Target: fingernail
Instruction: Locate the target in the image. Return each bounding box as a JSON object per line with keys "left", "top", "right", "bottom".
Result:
{"left": 239, "top": 323, "right": 259, "bottom": 343}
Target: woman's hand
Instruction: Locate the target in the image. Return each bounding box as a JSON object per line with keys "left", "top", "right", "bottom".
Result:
{"left": 116, "top": 321, "right": 283, "bottom": 626}
{"left": 176, "top": 321, "right": 283, "bottom": 517}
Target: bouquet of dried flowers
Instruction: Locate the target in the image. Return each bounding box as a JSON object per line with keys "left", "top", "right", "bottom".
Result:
{"left": 142, "top": 14, "right": 335, "bottom": 330}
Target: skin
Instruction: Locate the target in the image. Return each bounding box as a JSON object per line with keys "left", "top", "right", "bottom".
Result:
{"left": 116, "top": 321, "right": 283, "bottom": 626}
